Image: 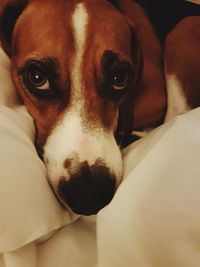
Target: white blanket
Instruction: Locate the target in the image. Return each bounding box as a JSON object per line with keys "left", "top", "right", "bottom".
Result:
{"left": 1, "top": 48, "right": 200, "bottom": 267}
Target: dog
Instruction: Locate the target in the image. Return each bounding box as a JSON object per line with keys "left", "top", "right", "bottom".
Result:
{"left": 164, "top": 16, "right": 200, "bottom": 121}
{"left": 0, "top": 0, "right": 166, "bottom": 215}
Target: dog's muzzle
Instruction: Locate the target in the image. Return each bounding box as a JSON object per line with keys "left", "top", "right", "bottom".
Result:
{"left": 43, "top": 114, "right": 123, "bottom": 215}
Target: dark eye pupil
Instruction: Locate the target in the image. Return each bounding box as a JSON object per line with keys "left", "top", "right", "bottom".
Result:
{"left": 113, "top": 70, "right": 128, "bottom": 86}
{"left": 28, "top": 68, "right": 47, "bottom": 87}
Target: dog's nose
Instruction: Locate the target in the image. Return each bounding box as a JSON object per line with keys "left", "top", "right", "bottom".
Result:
{"left": 57, "top": 160, "right": 116, "bottom": 215}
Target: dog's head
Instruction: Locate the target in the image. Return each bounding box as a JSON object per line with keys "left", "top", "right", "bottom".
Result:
{"left": 0, "top": 0, "right": 142, "bottom": 215}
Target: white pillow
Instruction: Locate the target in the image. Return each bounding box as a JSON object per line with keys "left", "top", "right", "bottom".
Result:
{"left": 97, "top": 108, "right": 200, "bottom": 267}
{"left": 0, "top": 48, "right": 78, "bottom": 253}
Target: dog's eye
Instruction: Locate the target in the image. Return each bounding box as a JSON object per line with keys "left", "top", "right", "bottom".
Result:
{"left": 24, "top": 65, "right": 50, "bottom": 90}
{"left": 112, "top": 69, "right": 128, "bottom": 90}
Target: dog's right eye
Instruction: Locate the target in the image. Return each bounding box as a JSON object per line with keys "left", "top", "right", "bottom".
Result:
{"left": 23, "top": 64, "right": 50, "bottom": 91}
{"left": 19, "top": 58, "right": 61, "bottom": 99}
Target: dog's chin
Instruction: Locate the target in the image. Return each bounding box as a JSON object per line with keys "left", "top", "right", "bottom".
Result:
{"left": 56, "top": 196, "right": 113, "bottom": 216}
{"left": 54, "top": 184, "right": 117, "bottom": 216}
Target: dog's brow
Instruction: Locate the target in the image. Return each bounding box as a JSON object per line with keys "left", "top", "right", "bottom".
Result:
{"left": 102, "top": 50, "right": 132, "bottom": 72}
{"left": 18, "top": 57, "right": 59, "bottom": 71}
{"left": 102, "top": 51, "right": 118, "bottom": 69}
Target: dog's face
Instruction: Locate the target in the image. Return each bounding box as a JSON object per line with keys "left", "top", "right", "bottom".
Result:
{"left": 0, "top": 0, "right": 141, "bottom": 215}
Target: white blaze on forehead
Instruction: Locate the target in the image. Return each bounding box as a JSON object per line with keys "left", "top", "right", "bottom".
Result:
{"left": 165, "top": 74, "right": 189, "bottom": 122}
{"left": 71, "top": 2, "right": 88, "bottom": 98}
{"left": 44, "top": 113, "right": 123, "bottom": 186}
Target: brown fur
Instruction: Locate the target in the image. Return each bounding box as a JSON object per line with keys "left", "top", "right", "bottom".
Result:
{"left": 165, "top": 16, "right": 200, "bottom": 109}
{"left": 117, "top": 0, "right": 167, "bottom": 129}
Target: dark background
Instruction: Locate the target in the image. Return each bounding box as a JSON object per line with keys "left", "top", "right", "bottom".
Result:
{"left": 136, "top": 0, "right": 200, "bottom": 43}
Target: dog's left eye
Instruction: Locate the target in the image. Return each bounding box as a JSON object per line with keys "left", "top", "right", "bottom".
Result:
{"left": 112, "top": 69, "right": 128, "bottom": 90}
{"left": 24, "top": 65, "right": 50, "bottom": 91}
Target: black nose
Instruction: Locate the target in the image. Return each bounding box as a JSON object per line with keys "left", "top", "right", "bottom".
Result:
{"left": 57, "top": 160, "right": 116, "bottom": 215}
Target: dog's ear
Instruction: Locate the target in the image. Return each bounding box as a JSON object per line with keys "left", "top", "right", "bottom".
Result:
{"left": 0, "top": 0, "right": 28, "bottom": 55}
{"left": 116, "top": 23, "right": 143, "bottom": 142}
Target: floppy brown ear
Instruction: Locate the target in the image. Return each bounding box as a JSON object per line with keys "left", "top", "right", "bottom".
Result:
{"left": 0, "top": 0, "right": 28, "bottom": 56}
{"left": 117, "top": 25, "right": 143, "bottom": 140}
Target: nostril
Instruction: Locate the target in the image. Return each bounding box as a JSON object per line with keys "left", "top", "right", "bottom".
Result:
{"left": 57, "top": 161, "right": 116, "bottom": 215}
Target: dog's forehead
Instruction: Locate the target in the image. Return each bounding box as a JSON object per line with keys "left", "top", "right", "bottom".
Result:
{"left": 13, "top": 0, "right": 131, "bottom": 62}
{"left": 85, "top": 1, "right": 132, "bottom": 52}
{"left": 13, "top": 1, "right": 75, "bottom": 60}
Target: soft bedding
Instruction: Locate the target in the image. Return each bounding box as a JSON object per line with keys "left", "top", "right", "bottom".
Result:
{"left": 1, "top": 47, "right": 200, "bottom": 267}
{"left": 0, "top": 48, "right": 79, "bottom": 265}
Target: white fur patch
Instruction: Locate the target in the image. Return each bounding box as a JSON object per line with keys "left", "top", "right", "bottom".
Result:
{"left": 71, "top": 2, "right": 88, "bottom": 103}
{"left": 44, "top": 113, "right": 122, "bottom": 187}
{"left": 165, "top": 74, "right": 189, "bottom": 122}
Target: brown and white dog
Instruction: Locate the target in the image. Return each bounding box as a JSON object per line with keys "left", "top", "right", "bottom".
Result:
{"left": 0, "top": 0, "right": 166, "bottom": 215}
{"left": 165, "top": 16, "right": 200, "bottom": 121}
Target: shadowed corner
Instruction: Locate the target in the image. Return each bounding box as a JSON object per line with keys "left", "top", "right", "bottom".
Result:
{"left": 35, "top": 143, "right": 44, "bottom": 160}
